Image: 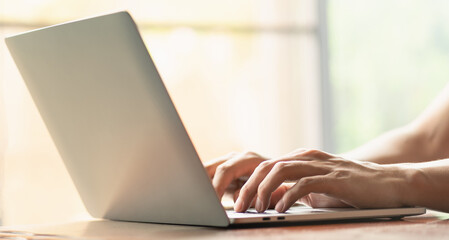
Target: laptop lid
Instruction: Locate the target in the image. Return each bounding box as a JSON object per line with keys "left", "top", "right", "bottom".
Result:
{"left": 5, "top": 11, "right": 229, "bottom": 227}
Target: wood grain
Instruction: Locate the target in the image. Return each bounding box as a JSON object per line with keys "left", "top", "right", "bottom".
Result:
{"left": 2, "top": 211, "right": 448, "bottom": 240}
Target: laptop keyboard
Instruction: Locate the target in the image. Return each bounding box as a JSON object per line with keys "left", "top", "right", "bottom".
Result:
{"left": 226, "top": 205, "right": 332, "bottom": 218}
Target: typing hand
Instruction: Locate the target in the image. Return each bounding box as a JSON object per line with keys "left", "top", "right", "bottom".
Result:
{"left": 205, "top": 151, "right": 350, "bottom": 210}
{"left": 205, "top": 151, "right": 289, "bottom": 209}
{"left": 234, "top": 149, "right": 407, "bottom": 213}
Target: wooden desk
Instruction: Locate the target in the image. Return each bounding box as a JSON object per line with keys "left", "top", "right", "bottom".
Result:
{"left": 1, "top": 211, "right": 448, "bottom": 240}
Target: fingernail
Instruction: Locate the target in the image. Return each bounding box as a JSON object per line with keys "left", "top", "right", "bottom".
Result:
{"left": 255, "top": 197, "right": 263, "bottom": 212}
{"left": 275, "top": 199, "right": 285, "bottom": 213}
{"left": 234, "top": 198, "right": 243, "bottom": 212}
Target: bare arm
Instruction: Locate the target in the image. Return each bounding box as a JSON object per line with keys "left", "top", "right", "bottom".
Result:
{"left": 343, "top": 83, "right": 449, "bottom": 164}
{"left": 207, "top": 83, "right": 449, "bottom": 212}
{"left": 399, "top": 159, "right": 449, "bottom": 212}
{"left": 234, "top": 150, "right": 449, "bottom": 213}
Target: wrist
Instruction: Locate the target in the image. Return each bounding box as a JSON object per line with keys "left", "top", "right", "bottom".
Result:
{"left": 394, "top": 164, "right": 427, "bottom": 208}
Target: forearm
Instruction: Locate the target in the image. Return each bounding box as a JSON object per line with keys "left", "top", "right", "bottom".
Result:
{"left": 398, "top": 159, "right": 449, "bottom": 212}
{"left": 341, "top": 124, "right": 430, "bottom": 164}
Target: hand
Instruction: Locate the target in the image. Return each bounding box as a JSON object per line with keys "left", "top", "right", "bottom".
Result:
{"left": 204, "top": 151, "right": 290, "bottom": 208}
{"left": 205, "top": 152, "right": 266, "bottom": 200}
{"left": 234, "top": 149, "right": 411, "bottom": 213}
{"left": 205, "top": 151, "right": 348, "bottom": 209}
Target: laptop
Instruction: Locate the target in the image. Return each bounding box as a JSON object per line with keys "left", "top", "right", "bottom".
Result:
{"left": 5, "top": 11, "right": 425, "bottom": 227}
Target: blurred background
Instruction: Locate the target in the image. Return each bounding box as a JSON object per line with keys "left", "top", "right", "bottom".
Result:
{"left": 0, "top": 0, "right": 449, "bottom": 225}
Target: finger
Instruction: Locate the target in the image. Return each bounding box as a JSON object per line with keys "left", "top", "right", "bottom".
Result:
{"left": 226, "top": 176, "right": 248, "bottom": 193}
{"left": 233, "top": 188, "right": 240, "bottom": 202}
{"left": 212, "top": 153, "right": 264, "bottom": 200}
{"left": 268, "top": 184, "right": 290, "bottom": 208}
{"left": 255, "top": 161, "right": 299, "bottom": 212}
{"left": 204, "top": 152, "right": 238, "bottom": 178}
{"left": 234, "top": 160, "right": 279, "bottom": 212}
{"left": 222, "top": 176, "right": 247, "bottom": 202}
{"left": 275, "top": 175, "right": 334, "bottom": 213}
{"left": 256, "top": 161, "right": 330, "bottom": 212}
{"left": 234, "top": 184, "right": 289, "bottom": 209}
{"left": 234, "top": 151, "right": 333, "bottom": 212}
{"left": 299, "top": 194, "right": 313, "bottom": 206}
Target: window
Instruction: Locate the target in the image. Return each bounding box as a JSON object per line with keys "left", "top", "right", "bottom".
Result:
{"left": 0, "top": 1, "right": 322, "bottom": 224}
{"left": 327, "top": 0, "right": 449, "bottom": 153}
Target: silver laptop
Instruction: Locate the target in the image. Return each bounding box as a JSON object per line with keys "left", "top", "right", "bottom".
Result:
{"left": 5, "top": 11, "right": 425, "bottom": 227}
